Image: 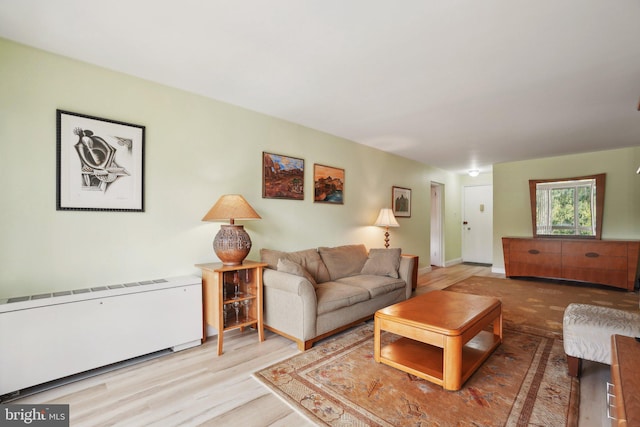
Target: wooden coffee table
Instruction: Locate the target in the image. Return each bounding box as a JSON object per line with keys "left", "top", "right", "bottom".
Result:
{"left": 374, "top": 290, "right": 502, "bottom": 391}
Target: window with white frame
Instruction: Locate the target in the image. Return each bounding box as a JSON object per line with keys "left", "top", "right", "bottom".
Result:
{"left": 535, "top": 178, "right": 596, "bottom": 236}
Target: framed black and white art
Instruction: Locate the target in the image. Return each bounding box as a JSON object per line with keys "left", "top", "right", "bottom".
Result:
{"left": 56, "top": 110, "right": 145, "bottom": 212}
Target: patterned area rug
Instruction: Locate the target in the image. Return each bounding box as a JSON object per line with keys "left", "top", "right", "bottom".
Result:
{"left": 254, "top": 323, "right": 577, "bottom": 426}
{"left": 444, "top": 276, "right": 638, "bottom": 340}
{"left": 252, "top": 275, "right": 635, "bottom": 426}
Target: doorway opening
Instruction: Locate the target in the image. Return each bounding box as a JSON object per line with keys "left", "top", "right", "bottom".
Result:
{"left": 430, "top": 182, "right": 444, "bottom": 267}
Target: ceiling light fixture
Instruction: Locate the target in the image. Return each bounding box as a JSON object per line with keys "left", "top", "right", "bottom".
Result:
{"left": 468, "top": 169, "right": 480, "bottom": 177}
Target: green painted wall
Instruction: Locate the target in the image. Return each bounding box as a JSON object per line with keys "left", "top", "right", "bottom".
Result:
{"left": 0, "top": 38, "right": 463, "bottom": 298}
{"left": 493, "top": 147, "right": 640, "bottom": 270}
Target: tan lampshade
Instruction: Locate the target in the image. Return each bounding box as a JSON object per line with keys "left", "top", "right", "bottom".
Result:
{"left": 202, "top": 195, "right": 261, "bottom": 266}
{"left": 374, "top": 208, "right": 399, "bottom": 228}
{"left": 202, "top": 194, "right": 261, "bottom": 224}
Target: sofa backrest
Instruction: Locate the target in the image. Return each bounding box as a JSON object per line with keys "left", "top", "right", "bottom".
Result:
{"left": 260, "top": 248, "right": 331, "bottom": 283}
{"left": 318, "top": 244, "right": 368, "bottom": 281}
{"left": 260, "top": 244, "right": 373, "bottom": 283}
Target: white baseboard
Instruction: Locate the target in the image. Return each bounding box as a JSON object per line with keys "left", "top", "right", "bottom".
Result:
{"left": 492, "top": 266, "right": 506, "bottom": 275}
{"left": 445, "top": 258, "right": 463, "bottom": 267}
{"left": 171, "top": 339, "right": 202, "bottom": 352}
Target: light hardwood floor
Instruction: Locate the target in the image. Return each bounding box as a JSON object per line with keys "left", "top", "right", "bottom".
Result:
{"left": 12, "top": 264, "right": 609, "bottom": 426}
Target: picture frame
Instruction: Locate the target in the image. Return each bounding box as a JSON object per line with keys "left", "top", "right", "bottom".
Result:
{"left": 314, "top": 164, "right": 344, "bottom": 204}
{"left": 262, "top": 152, "right": 305, "bottom": 200}
{"left": 392, "top": 186, "right": 411, "bottom": 217}
{"left": 56, "top": 110, "right": 145, "bottom": 212}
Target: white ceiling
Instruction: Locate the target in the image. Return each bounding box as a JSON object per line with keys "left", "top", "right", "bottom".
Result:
{"left": 1, "top": 0, "right": 639, "bottom": 174}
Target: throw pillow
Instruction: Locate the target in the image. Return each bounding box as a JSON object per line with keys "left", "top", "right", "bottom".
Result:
{"left": 261, "top": 248, "right": 330, "bottom": 283}
{"left": 361, "top": 248, "right": 402, "bottom": 278}
{"left": 277, "top": 258, "right": 317, "bottom": 287}
{"left": 318, "top": 244, "right": 368, "bottom": 280}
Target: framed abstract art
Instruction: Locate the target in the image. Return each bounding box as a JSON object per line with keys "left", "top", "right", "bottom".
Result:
{"left": 56, "top": 110, "right": 145, "bottom": 211}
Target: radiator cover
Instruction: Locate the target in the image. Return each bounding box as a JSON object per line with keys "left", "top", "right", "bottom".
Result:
{"left": 0, "top": 276, "right": 203, "bottom": 397}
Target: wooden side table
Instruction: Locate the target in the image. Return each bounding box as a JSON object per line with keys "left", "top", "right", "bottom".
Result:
{"left": 195, "top": 260, "right": 267, "bottom": 355}
{"left": 402, "top": 254, "right": 419, "bottom": 290}
{"left": 610, "top": 334, "right": 640, "bottom": 426}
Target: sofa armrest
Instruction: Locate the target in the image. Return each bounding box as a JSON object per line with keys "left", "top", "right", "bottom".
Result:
{"left": 262, "top": 269, "right": 318, "bottom": 342}
{"left": 263, "top": 269, "right": 316, "bottom": 296}
{"left": 399, "top": 255, "right": 416, "bottom": 299}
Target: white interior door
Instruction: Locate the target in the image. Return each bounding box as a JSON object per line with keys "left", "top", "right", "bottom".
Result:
{"left": 462, "top": 185, "right": 493, "bottom": 264}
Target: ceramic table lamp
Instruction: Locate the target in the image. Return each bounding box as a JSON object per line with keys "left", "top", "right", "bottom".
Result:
{"left": 202, "top": 194, "right": 261, "bottom": 265}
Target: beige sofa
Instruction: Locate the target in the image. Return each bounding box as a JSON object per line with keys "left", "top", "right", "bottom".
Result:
{"left": 260, "top": 244, "right": 416, "bottom": 350}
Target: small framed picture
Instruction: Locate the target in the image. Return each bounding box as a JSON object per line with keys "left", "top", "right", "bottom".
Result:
{"left": 262, "top": 152, "right": 305, "bottom": 200}
{"left": 314, "top": 164, "right": 344, "bottom": 204}
{"left": 392, "top": 186, "right": 411, "bottom": 217}
{"left": 56, "top": 110, "right": 145, "bottom": 212}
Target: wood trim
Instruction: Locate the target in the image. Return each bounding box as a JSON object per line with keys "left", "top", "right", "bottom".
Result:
{"left": 265, "top": 315, "right": 374, "bottom": 351}
{"left": 529, "top": 173, "right": 605, "bottom": 240}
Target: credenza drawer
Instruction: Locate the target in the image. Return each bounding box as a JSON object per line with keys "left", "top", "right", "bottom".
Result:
{"left": 562, "top": 253, "right": 628, "bottom": 271}
{"left": 505, "top": 238, "right": 562, "bottom": 277}
{"left": 563, "top": 241, "right": 628, "bottom": 258}
{"left": 508, "top": 261, "right": 562, "bottom": 278}
{"left": 509, "top": 239, "right": 562, "bottom": 255}
{"left": 562, "top": 241, "right": 631, "bottom": 289}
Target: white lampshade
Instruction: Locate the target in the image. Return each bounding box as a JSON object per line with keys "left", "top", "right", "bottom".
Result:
{"left": 374, "top": 208, "right": 399, "bottom": 249}
{"left": 374, "top": 208, "right": 399, "bottom": 228}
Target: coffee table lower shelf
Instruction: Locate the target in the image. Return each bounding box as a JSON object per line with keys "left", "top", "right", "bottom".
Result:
{"left": 378, "top": 330, "right": 501, "bottom": 388}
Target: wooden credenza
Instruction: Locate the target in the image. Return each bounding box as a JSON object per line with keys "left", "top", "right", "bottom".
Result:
{"left": 502, "top": 237, "right": 640, "bottom": 291}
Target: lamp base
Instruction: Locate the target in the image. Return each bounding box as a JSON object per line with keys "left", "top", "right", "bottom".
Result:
{"left": 383, "top": 230, "right": 390, "bottom": 249}
{"left": 213, "top": 224, "right": 252, "bottom": 265}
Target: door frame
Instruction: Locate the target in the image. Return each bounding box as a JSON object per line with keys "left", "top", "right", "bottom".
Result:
{"left": 430, "top": 182, "right": 444, "bottom": 267}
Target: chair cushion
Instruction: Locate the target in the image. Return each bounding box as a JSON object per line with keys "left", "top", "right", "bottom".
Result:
{"left": 315, "top": 282, "right": 370, "bottom": 315}
{"left": 318, "top": 244, "right": 368, "bottom": 280}
{"left": 361, "top": 248, "right": 401, "bottom": 278}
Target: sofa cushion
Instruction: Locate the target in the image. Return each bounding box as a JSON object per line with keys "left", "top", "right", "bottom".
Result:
{"left": 315, "top": 282, "right": 370, "bottom": 315}
{"left": 337, "top": 274, "right": 406, "bottom": 298}
{"left": 277, "top": 258, "right": 317, "bottom": 287}
{"left": 261, "top": 248, "right": 331, "bottom": 283}
{"left": 318, "top": 244, "right": 368, "bottom": 280}
{"left": 361, "top": 248, "right": 401, "bottom": 278}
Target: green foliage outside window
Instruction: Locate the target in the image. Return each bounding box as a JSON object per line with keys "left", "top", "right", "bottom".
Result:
{"left": 536, "top": 180, "right": 596, "bottom": 236}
